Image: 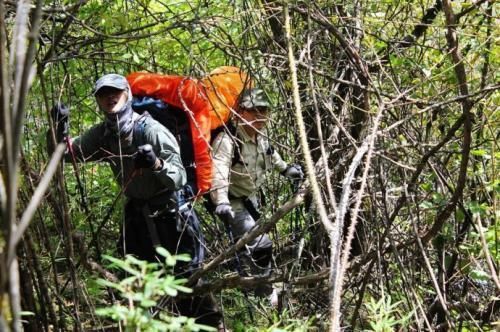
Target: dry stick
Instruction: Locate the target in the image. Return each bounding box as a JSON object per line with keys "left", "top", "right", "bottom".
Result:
{"left": 333, "top": 100, "right": 385, "bottom": 328}
{"left": 471, "top": 0, "right": 499, "bottom": 291}
{"left": 191, "top": 268, "right": 329, "bottom": 296}
{"left": 412, "top": 220, "right": 454, "bottom": 327}
{"left": 385, "top": 170, "right": 434, "bottom": 331}
{"left": 45, "top": 141, "right": 84, "bottom": 327}
{"left": 24, "top": 231, "right": 59, "bottom": 330}
{"left": 478, "top": 1, "right": 494, "bottom": 91}
{"left": 65, "top": 138, "right": 102, "bottom": 259}
{"left": 9, "top": 0, "right": 30, "bottom": 119}
{"left": 4, "top": 0, "right": 86, "bottom": 13}
{"left": 24, "top": 168, "right": 65, "bottom": 330}
{"left": 12, "top": 0, "right": 43, "bottom": 188}
{"left": 379, "top": 85, "right": 497, "bottom": 135}
{"left": 331, "top": 142, "right": 368, "bottom": 322}
{"left": 283, "top": 5, "right": 335, "bottom": 327}
{"left": 40, "top": 0, "right": 89, "bottom": 65}
{"left": 35, "top": 73, "right": 71, "bottom": 330}
{"left": 350, "top": 113, "right": 466, "bottom": 275}
{"left": 8, "top": 260, "right": 22, "bottom": 332}
{"left": 421, "top": 0, "right": 473, "bottom": 245}
{"left": 54, "top": 160, "right": 84, "bottom": 330}
{"left": 377, "top": 0, "right": 443, "bottom": 66}
{"left": 41, "top": 70, "right": 102, "bottom": 261}
{"left": 350, "top": 259, "right": 375, "bottom": 329}
{"left": 428, "top": 157, "right": 497, "bottom": 291}
{"left": 474, "top": 214, "right": 500, "bottom": 290}
{"left": 291, "top": 5, "right": 370, "bottom": 80}
{"left": 306, "top": 27, "right": 336, "bottom": 211}
{"left": 7, "top": 144, "right": 65, "bottom": 264}
{"left": 2, "top": 1, "right": 44, "bottom": 331}
{"left": 456, "top": 0, "right": 490, "bottom": 20}
{"left": 18, "top": 237, "right": 41, "bottom": 328}
{"left": 0, "top": 0, "right": 15, "bottom": 319}
{"left": 60, "top": 170, "right": 138, "bottom": 295}
{"left": 188, "top": 188, "right": 307, "bottom": 285}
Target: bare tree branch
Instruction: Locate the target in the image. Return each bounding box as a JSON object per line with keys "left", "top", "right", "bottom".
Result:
{"left": 7, "top": 143, "right": 65, "bottom": 265}
{"left": 421, "top": 0, "right": 473, "bottom": 244}
{"left": 188, "top": 186, "right": 307, "bottom": 285}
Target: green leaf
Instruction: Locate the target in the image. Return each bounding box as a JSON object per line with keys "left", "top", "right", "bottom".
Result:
{"left": 96, "top": 279, "right": 125, "bottom": 293}
{"left": 469, "top": 269, "right": 490, "bottom": 281}
{"left": 140, "top": 299, "right": 157, "bottom": 308}
{"left": 174, "top": 254, "right": 192, "bottom": 262}
{"left": 156, "top": 247, "right": 171, "bottom": 258}
{"left": 466, "top": 201, "right": 489, "bottom": 216}
{"left": 165, "top": 287, "right": 178, "bottom": 297}
{"left": 133, "top": 52, "right": 140, "bottom": 64}
{"left": 471, "top": 149, "right": 491, "bottom": 159}
{"left": 420, "top": 182, "right": 432, "bottom": 192}
{"left": 419, "top": 201, "right": 434, "bottom": 209}
{"left": 173, "top": 285, "right": 192, "bottom": 294}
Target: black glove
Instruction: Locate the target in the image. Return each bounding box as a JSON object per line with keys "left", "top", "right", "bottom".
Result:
{"left": 282, "top": 163, "right": 304, "bottom": 181}
{"left": 50, "top": 103, "right": 69, "bottom": 143}
{"left": 135, "top": 144, "right": 159, "bottom": 169}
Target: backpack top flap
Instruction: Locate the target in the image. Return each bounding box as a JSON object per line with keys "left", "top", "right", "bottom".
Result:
{"left": 200, "top": 66, "right": 252, "bottom": 129}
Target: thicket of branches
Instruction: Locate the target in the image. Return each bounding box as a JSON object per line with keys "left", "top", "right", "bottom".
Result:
{"left": 0, "top": 0, "right": 498, "bottom": 331}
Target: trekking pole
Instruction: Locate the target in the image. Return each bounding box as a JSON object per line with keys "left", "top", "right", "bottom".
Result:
{"left": 218, "top": 213, "right": 255, "bottom": 323}
{"left": 64, "top": 135, "right": 102, "bottom": 260}
{"left": 219, "top": 214, "right": 244, "bottom": 276}
{"left": 290, "top": 175, "right": 304, "bottom": 240}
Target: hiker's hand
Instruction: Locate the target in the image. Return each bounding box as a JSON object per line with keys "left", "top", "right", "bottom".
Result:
{"left": 283, "top": 164, "right": 304, "bottom": 181}
{"left": 135, "top": 144, "right": 162, "bottom": 170}
{"left": 215, "top": 203, "right": 235, "bottom": 219}
{"left": 50, "top": 103, "right": 69, "bottom": 142}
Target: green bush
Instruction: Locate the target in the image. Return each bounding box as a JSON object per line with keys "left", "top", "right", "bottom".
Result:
{"left": 95, "top": 248, "right": 215, "bottom": 332}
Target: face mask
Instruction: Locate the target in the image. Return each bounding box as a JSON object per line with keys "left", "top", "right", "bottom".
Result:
{"left": 103, "top": 87, "right": 134, "bottom": 142}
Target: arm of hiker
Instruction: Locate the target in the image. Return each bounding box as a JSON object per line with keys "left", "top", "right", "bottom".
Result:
{"left": 47, "top": 103, "right": 69, "bottom": 155}
{"left": 47, "top": 103, "right": 104, "bottom": 163}
{"left": 210, "top": 131, "right": 233, "bottom": 206}
{"left": 67, "top": 124, "right": 107, "bottom": 162}
{"left": 145, "top": 127, "right": 186, "bottom": 191}
{"left": 266, "top": 140, "right": 303, "bottom": 181}
{"left": 267, "top": 142, "right": 287, "bottom": 173}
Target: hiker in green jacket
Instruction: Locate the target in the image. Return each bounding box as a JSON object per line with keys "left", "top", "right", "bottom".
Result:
{"left": 210, "top": 88, "right": 303, "bottom": 306}
{"left": 50, "top": 73, "right": 222, "bottom": 327}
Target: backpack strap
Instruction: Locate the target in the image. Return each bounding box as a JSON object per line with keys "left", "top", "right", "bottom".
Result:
{"left": 133, "top": 113, "right": 149, "bottom": 147}
{"left": 225, "top": 122, "right": 245, "bottom": 167}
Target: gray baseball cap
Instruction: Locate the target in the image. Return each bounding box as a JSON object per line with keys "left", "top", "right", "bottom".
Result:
{"left": 93, "top": 74, "right": 128, "bottom": 95}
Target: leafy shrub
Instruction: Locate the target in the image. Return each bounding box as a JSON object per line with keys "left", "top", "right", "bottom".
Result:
{"left": 95, "top": 248, "right": 215, "bottom": 331}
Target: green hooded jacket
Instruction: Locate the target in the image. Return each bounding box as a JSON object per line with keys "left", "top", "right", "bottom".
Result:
{"left": 69, "top": 113, "right": 186, "bottom": 201}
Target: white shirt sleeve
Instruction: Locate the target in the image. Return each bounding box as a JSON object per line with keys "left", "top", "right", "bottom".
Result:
{"left": 210, "top": 131, "right": 234, "bottom": 205}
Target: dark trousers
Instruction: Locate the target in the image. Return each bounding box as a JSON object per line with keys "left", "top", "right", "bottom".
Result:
{"left": 119, "top": 200, "right": 221, "bottom": 326}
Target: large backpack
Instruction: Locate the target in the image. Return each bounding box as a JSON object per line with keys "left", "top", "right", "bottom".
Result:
{"left": 127, "top": 67, "right": 250, "bottom": 196}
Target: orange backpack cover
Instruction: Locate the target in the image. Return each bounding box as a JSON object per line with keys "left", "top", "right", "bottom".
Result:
{"left": 127, "top": 66, "right": 250, "bottom": 195}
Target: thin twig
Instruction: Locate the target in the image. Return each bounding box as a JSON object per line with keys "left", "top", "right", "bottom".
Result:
{"left": 7, "top": 143, "right": 65, "bottom": 264}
